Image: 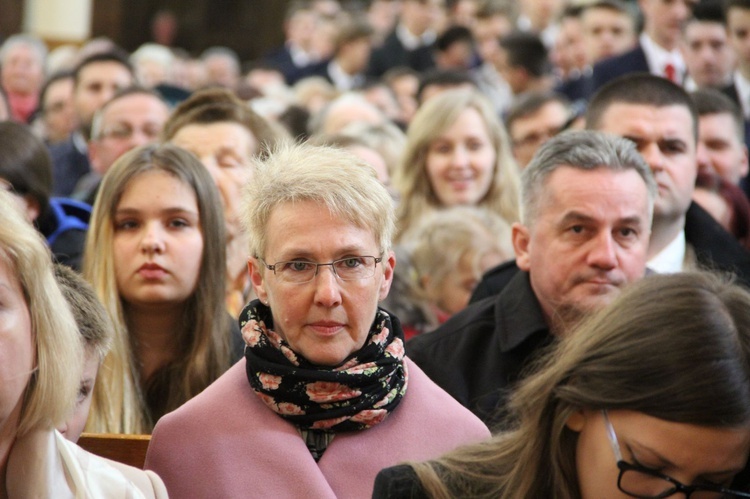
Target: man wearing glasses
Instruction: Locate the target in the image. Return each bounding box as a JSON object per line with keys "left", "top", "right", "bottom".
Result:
{"left": 72, "top": 87, "right": 169, "bottom": 205}
{"left": 506, "top": 91, "right": 576, "bottom": 169}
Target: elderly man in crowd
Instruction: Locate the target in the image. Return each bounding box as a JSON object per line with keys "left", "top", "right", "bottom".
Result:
{"left": 71, "top": 87, "right": 170, "bottom": 205}
{"left": 0, "top": 34, "right": 47, "bottom": 123}
{"left": 163, "top": 87, "right": 283, "bottom": 317}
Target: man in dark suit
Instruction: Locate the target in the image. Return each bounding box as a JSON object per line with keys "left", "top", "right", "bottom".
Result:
{"left": 723, "top": 0, "right": 750, "bottom": 152}
{"left": 591, "top": 0, "right": 692, "bottom": 91}
{"left": 473, "top": 78, "right": 750, "bottom": 303}
{"left": 263, "top": 2, "right": 319, "bottom": 85}
{"left": 556, "top": 0, "right": 636, "bottom": 104}
{"left": 588, "top": 74, "right": 750, "bottom": 284}
{"left": 407, "top": 131, "right": 654, "bottom": 426}
{"left": 305, "top": 17, "right": 375, "bottom": 92}
{"left": 367, "top": 0, "right": 443, "bottom": 78}
{"left": 48, "top": 51, "right": 135, "bottom": 197}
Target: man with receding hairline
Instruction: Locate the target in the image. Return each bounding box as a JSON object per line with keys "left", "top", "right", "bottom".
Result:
{"left": 48, "top": 51, "right": 136, "bottom": 197}
{"left": 72, "top": 88, "right": 170, "bottom": 205}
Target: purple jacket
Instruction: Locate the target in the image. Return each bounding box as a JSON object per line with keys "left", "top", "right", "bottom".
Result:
{"left": 145, "top": 358, "right": 489, "bottom": 498}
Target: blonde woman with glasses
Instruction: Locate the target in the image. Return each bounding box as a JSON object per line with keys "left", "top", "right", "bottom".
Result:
{"left": 145, "top": 143, "right": 489, "bottom": 498}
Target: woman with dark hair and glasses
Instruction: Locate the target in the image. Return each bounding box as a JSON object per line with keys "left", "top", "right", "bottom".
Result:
{"left": 144, "top": 143, "right": 489, "bottom": 498}
{"left": 374, "top": 271, "right": 750, "bottom": 499}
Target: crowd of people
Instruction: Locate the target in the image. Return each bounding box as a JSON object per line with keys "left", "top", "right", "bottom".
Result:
{"left": 3, "top": 0, "right": 750, "bottom": 496}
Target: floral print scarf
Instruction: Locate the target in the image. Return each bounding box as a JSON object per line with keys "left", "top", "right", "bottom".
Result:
{"left": 241, "top": 300, "right": 409, "bottom": 432}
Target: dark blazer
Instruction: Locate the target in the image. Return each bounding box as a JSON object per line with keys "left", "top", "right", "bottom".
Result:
{"left": 367, "top": 30, "right": 435, "bottom": 78}
{"left": 48, "top": 135, "right": 91, "bottom": 198}
{"left": 406, "top": 271, "right": 553, "bottom": 428}
{"left": 264, "top": 45, "right": 312, "bottom": 85}
{"left": 686, "top": 201, "right": 750, "bottom": 287}
{"left": 722, "top": 82, "right": 740, "bottom": 106}
{"left": 373, "top": 465, "right": 428, "bottom": 499}
{"left": 720, "top": 82, "right": 750, "bottom": 146}
{"left": 470, "top": 260, "right": 520, "bottom": 304}
{"left": 555, "top": 72, "right": 595, "bottom": 104}
{"left": 591, "top": 44, "right": 650, "bottom": 93}
{"left": 303, "top": 59, "right": 334, "bottom": 84}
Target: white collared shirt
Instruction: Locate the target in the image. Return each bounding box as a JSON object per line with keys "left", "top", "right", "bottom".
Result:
{"left": 288, "top": 43, "right": 313, "bottom": 67}
{"left": 734, "top": 71, "right": 750, "bottom": 119}
{"left": 640, "top": 33, "right": 685, "bottom": 83}
{"left": 648, "top": 230, "right": 687, "bottom": 274}
{"left": 516, "top": 15, "right": 559, "bottom": 49}
{"left": 327, "top": 60, "right": 363, "bottom": 92}
{"left": 396, "top": 23, "right": 436, "bottom": 51}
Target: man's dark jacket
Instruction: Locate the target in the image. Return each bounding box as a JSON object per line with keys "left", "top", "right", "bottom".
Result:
{"left": 367, "top": 30, "right": 435, "bottom": 78}
{"left": 406, "top": 271, "right": 552, "bottom": 428}
{"left": 591, "top": 44, "right": 650, "bottom": 94}
{"left": 48, "top": 135, "right": 91, "bottom": 197}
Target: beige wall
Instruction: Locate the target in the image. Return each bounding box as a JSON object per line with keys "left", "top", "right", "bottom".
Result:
{"left": 24, "top": 0, "right": 92, "bottom": 43}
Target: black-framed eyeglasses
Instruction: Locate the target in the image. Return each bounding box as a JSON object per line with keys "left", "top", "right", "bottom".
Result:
{"left": 602, "top": 410, "right": 750, "bottom": 499}
{"left": 258, "top": 256, "right": 382, "bottom": 284}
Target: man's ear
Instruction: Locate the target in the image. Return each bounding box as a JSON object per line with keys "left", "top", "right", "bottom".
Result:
{"left": 248, "top": 257, "right": 268, "bottom": 304}
{"left": 512, "top": 222, "right": 532, "bottom": 271}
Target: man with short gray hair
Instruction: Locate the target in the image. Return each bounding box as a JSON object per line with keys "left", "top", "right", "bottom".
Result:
{"left": 407, "top": 130, "right": 654, "bottom": 427}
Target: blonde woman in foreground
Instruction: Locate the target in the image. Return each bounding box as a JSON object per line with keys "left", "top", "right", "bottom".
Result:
{"left": 0, "top": 189, "right": 166, "bottom": 497}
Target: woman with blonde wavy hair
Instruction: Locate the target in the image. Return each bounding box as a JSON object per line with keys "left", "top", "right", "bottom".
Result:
{"left": 84, "top": 143, "right": 240, "bottom": 434}
{"left": 394, "top": 88, "right": 520, "bottom": 243}
{"left": 375, "top": 272, "right": 750, "bottom": 498}
{"left": 0, "top": 189, "right": 166, "bottom": 496}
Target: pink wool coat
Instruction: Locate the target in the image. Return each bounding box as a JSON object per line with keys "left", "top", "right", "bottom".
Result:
{"left": 145, "top": 357, "right": 489, "bottom": 498}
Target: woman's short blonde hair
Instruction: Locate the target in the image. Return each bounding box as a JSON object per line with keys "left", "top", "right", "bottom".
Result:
{"left": 394, "top": 89, "right": 520, "bottom": 242}
{"left": 242, "top": 142, "right": 395, "bottom": 259}
{"left": 0, "top": 190, "right": 82, "bottom": 436}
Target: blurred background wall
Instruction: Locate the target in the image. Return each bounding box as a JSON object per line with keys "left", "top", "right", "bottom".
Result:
{"left": 0, "top": 0, "right": 290, "bottom": 60}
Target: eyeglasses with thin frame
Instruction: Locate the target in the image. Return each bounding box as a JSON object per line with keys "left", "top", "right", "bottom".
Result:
{"left": 602, "top": 410, "right": 750, "bottom": 499}
{"left": 258, "top": 256, "right": 383, "bottom": 284}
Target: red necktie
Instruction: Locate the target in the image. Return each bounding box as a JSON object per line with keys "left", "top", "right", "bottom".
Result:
{"left": 664, "top": 63, "right": 677, "bottom": 83}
